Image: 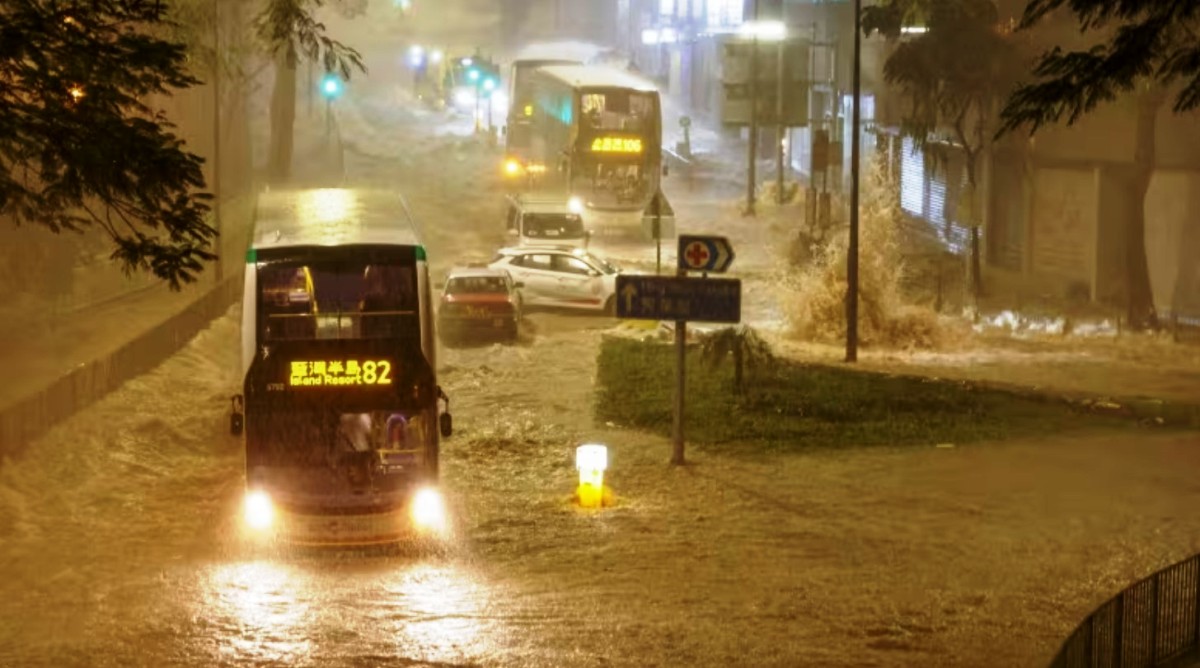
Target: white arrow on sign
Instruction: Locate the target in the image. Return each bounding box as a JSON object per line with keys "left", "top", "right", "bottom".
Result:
{"left": 711, "top": 238, "right": 733, "bottom": 273}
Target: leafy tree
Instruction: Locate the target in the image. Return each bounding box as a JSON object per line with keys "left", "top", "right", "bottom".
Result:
{"left": 0, "top": 0, "right": 214, "bottom": 289}
{"left": 997, "top": 0, "right": 1200, "bottom": 331}
{"left": 255, "top": 0, "right": 365, "bottom": 182}
{"left": 863, "top": 0, "right": 1020, "bottom": 303}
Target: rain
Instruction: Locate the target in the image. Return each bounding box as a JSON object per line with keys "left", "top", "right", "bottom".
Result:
{"left": 2, "top": 1, "right": 1200, "bottom": 667}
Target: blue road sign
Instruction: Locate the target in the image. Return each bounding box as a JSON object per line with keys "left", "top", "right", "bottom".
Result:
{"left": 678, "top": 235, "right": 735, "bottom": 273}
{"left": 616, "top": 275, "right": 741, "bottom": 323}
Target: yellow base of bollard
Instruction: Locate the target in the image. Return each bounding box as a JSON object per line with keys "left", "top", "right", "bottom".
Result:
{"left": 577, "top": 483, "right": 603, "bottom": 509}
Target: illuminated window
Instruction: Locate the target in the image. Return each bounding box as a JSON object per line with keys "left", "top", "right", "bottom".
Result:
{"left": 707, "top": 0, "right": 743, "bottom": 28}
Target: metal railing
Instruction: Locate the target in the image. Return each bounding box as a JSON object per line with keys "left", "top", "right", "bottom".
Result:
{"left": 1051, "top": 554, "right": 1200, "bottom": 668}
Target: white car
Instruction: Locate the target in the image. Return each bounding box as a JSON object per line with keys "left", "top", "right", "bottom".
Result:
{"left": 489, "top": 246, "right": 624, "bottom": 314}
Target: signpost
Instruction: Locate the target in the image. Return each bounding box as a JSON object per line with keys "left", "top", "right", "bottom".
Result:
{"left": 641, "top": 189, "right": 676, "bottom": 275}
{"left": 678, "top": 235, "right": 735, "bottom": 273}
{"left": 615, "top": 234, "right": 741, "bottom": 465}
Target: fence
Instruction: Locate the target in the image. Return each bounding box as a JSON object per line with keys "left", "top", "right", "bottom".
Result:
{"left": 1050, "top": 554, "right": 1200, "bottom": 668}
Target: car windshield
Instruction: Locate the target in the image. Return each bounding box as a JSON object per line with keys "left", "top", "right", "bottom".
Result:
{"left": 446, "top": 275, "right": 508, "bottom": 294}
{"left": 523, "top": 213, "right": 585, "bottom": 238}
{"left": 576, "top": 252, "right": 618, "bottom": 275}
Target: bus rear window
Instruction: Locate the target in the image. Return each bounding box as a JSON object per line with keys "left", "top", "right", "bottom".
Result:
{"left": 259, "top": 261, "right": 418, "bottom": 341}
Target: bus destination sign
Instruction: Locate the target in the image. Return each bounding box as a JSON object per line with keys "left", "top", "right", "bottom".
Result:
{"left": 289, "top": 359, "right": 393, "bottom": 387}
{"left": 590, "top": 137, "right": 643, "bottom": 154}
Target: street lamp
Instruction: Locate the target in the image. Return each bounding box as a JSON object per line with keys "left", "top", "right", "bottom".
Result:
{"left": 741, "top": 11, "right": 788, "bottom": 216}
{"left": 319, "top": 73, "right": 344, "bottom": 144}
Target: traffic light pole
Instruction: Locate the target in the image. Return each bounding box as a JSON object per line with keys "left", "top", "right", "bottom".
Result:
{"left": 846, "top": 0, "right": 862, "bottom": 363}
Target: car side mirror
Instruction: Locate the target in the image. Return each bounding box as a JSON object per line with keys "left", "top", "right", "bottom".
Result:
{"left": 514, "top": 281, "right": 525, "bottom": 289}
{"left": 439, "top": 412, "right": 453, "bottom": 438}
{"left": 588, "top": 270, "right": 601, "bottom": 278}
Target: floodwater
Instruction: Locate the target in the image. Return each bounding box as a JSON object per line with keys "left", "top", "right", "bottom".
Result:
{"left": 5, "top": 8, "right": 1200, "bottom": 667}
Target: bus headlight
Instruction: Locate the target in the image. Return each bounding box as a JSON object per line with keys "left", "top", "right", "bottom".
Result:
{"left": 244, "top": 490, "right": 275, "bottom": 530}
{"left": 411, "top": 487, "right": 448, "bottom": 535}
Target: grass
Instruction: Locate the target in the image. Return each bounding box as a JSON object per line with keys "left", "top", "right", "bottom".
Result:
{"left": 595, "top": 337, "right": 1136, "bottom": 454}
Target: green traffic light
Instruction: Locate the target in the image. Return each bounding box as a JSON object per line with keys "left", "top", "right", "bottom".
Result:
{"left": 320, "top": 74, "right": 342, "bottom": 99}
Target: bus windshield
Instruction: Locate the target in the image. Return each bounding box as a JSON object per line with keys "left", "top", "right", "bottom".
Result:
{"left": 259, "top": 259, "right": 418, "bottom": 341}
{"left": 580, "top": 90, "right": 656, "bottom": 132}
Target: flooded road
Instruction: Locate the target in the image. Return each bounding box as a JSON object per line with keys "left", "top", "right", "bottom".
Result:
{"left": 6, "top": 27, "right": 1200, "bottom": 668}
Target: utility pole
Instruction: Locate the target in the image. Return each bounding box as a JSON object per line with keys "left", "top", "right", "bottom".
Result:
{"left": 775, "top": 37, "right": 785, "bottom": 205}
{"left": 846, "top": 0, "right": 861, "bottom": 363}
{"left": 745, "top": 0, "right": 759, "bottom": 215}
{"left": 212, "top": 0, "right": 222, "bottom": 283}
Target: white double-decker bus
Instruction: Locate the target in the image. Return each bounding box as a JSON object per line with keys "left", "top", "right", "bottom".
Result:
{"left": 231, "top": 188, "right": 452, "bottom": 547}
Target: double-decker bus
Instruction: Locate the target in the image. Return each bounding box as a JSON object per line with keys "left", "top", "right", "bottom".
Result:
{"left": 231, "top": 188, "right": 452, "bottom": 547}
{"left": 507, "top": 64, "right": 663, "bottom": 212}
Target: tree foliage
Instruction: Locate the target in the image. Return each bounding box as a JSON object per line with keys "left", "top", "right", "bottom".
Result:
{"left": 0, "top": 0, "right": 214, "bottom": 289}
{"left": 863, "top": 0, "right": 1018, "bottom": 158}
{"left": 254, "top": 0, "right": 365, "bottom": 78}
{"left": 997, "top": 0, "right": 1200, "bottom": 134}
{"left": 862, "top": 0, "right": 1020, "bottom": 300}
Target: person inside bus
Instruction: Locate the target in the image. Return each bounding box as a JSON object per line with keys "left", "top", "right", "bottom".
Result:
{"left": 264, "top": 266, "right": 318, "bottom": 340}
{"left": 359, "top": 265, "right": 412, "bottom": 338}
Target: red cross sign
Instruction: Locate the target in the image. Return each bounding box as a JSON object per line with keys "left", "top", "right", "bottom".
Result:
{"left": 676, "top": 235, "right": 735, "bottom": 273}
{"left": 684, "top": 242, "right": 710, "bottom": 269}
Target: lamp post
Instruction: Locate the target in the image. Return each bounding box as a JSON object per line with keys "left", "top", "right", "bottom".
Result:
{"left": 745, "top": 0, "right": 760, "bottom": 216}
{"left": 846, "top": 0, "right": 862, "bottom": 363}
{"left": 740, "top": 16, "right": 787, "bottom": 214}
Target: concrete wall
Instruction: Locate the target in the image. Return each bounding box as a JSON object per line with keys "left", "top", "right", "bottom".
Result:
{"left": 1028, "top": 167, "right": 1097, "bottom": 291}
{"left": 0, "top": 273, "right": 243, "bottom": 459}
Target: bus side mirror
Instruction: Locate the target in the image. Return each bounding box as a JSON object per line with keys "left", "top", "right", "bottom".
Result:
{"left": 230, "top": 395, "right": 244, "bottom": 436}
{"left": 439, "top": 412, "right": 453, "bottom": 438}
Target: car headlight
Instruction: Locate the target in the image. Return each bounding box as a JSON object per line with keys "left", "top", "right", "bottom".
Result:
{"left": 244, "top": 490, "right": 274, "bottom": 530}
